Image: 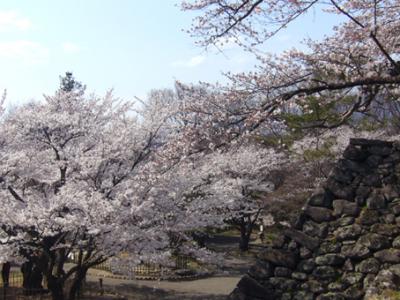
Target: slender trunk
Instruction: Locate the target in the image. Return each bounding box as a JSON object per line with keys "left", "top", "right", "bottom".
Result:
{"left": 47, "top": 275, "right": 64, "bottom": 300}
{"left": 68, "top": 267, "right": 88, "bottom": 300}
{"left": 239, "top": 223, "right": 252, "bottom": 251}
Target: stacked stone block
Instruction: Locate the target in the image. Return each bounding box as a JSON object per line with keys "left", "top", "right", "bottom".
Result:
{"left": 229, "top": 139, "right": 400, "bottom": 300}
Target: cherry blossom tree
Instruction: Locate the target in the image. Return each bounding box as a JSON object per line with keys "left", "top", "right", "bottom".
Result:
{"left": 180, "top": 0, "right": 400, "bottom": 143}
{"left": 0, "top": 78, "right": 221, "bottom": 300}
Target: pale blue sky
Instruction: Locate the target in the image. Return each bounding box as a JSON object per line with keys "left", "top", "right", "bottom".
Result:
{"left": 0, "top": 1, "right": 343, "bottom": 105}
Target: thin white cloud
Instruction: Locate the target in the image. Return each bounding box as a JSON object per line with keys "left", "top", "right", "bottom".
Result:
{"left": 62, "top": 42, "right": 80, "bottom": 54}
{"left": 171, "top": 55, "right": 206, "bottom": 68}
{"left": 0, "top": 40, "right": 48, "bottom": 64}
{"left": 0, "top": 10, "right": 32, "bottom": 31}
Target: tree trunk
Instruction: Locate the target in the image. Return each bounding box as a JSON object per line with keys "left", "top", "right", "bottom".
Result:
{"left": 47, "top": 275, "right": 64, "bottom": 300}
{"left": 239, "top": 223, "right": 252, "bottom": 251}
{"left": 68, "top": 267, "right": 88, "bottom": 300}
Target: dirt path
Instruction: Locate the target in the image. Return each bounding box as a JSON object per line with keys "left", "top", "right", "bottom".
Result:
{"left": 85, "top": 274, "right": 240, "bottom": 300}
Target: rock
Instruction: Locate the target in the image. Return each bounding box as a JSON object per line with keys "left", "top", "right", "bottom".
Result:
{"left": 293, "top": 291, "right": 314, "bottom": 300}
{"left": 332, "top": 200, "right": 360, "bottom": 217}
{"left": 366, "top": 193, "right": 386, "bottom": 209}
{"left": 284, "top": 228, "right": 320, "bottom": 250}
{"left": 297, "top": 258, "right": 315, "bottom": 273}
{"left": 358, "top": 209, "right": 380, "bottom": 225}
{"left": 356, "top": 186, "right": 371, "bottom": 199}
{"left": 366, "top": 155, "right": 383, "bottom": 167}
{"left": 355, "top": 258, "right": 380, "bottom": 274}
{"left": 328, "top": 281, "right": 347, "bottom": 292}
{"left": 308, "top": 189, "right": 334, "bottom": 208}
{"left": 343, "top": 145, "right": 368, "bottom": 161}
{"left": 304, "top": 205, "right": 333, "bottom": 223}
{"left": 382, "top": 184, "right": 400, "bottom": 201}
{"left": 312, "top": 266, "right": 338, "bottom": 280}
{"left": 363, "top": 174, "right": 382, "bottom": 187}
{"left": 331, "top": 168, "right": 353, "bottom": 184}
{"left": 358, "top": 233, "right": 390, "bottom": 251}
{"left": 248, "top": 260, "right": 273, "bottom": 280}
{"left": 316, "top": 292, "right": 345, "bottom": 300}
{"left": 319, "top": 241, "right": 341, "bottom": 254}
{"left": 227, "top": 288, "right": 247, "bottom": 300}
{"left": 338, "top": 159, "right": 368, "bottom": 175}
{"left": 292, "top": 272, "right": 307, "bottom": 281}
{"left": 350, "top": 138, "right": 392, "bottom": 147}
{"left": 334, "top": 224, "right": 362, "bottom": 241}
{"left": 388, "top": 264, "right": 400, "bottom": 276}
{"left": 315, "top": 254, "right": 345, "bottom": 266}
{"left": 303, "top": 280, "right": 325, "bottom": 293}
{"left": 368, "top": 145, "right": 392, "bottom": 156}
{"left": 259, "top": 249, "right": 298, "bottom": 269}
{"left": 389, "top": 201, "right": 400, "bottom": 215}
{"left": 269, "top": 277, "right": 298, "bottom": 290}
{"left": 326, "top": 178, "right": 355, "bottom": 200}
{"left": 393, "top": 236, "right": 400, "bottom": 248}
{"left": 374, "top": 249, "right": 400, "bottom": 263}
{"left": 342, "top": 272, "right": 364, "bottom": 285}
{"left": 343, "top": 259, "right": 354, "bottom": 271}
{"left": 341, "top": 243, "right": 370, "bottom": 259}
{"left": 343, "top": 285, "right": 364, "bottom": 300}
{"left": 303, "top": 220, "right": 329, "bottom": 238}
{"left": 300, "top": 247, "right": 312, "bottom": 259}
{"left": 237, "top": 275, "right": 275, "bottom": 299}
{"left": 384, "top": 213, "right": 395, "bottom": 224}
{"left": 337, "top": 216, "right": 355, "bottom": 227}
{"left": 274, "top": 267, "right": 291, "bottom": 277}
{"left": 370, "top": 223, "right": 399, "bottom": 236}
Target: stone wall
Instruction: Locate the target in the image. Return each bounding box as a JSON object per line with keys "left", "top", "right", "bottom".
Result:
{"left": 228, "top": 139, "right": 400, "bottom": 300}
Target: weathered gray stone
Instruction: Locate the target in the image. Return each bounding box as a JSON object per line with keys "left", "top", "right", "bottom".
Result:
{"left": 393, "top": 236, "right": 400, "bottom": 248}
{"left": 237, "top": 275, "right": 275, "bottom": 299}
{"left": 374, "top": 249, "right": 400, "bottom": 263}
{"left": 343, "top": 285, "right": 364, "bottom": 300}
{"left": 355, "top": 258, "right": 380, "bottom": 274}
{"left": 343, "top": 145, "right": 367, "bottom": 161}
{"left": 358, "top": 208, "right": 380, "bottom": 225}
{"left": 302, "top": 280, "right": 325, "bottom": 294}
{"left": 308, "top": 189, "right": 334, "bottom": 208}
{"left": 350, "top": 138, "right": 392, "bottom": 147}
{"left": 269, "top": 277, "right": 298, "bottom": 290}
{"left": 342, "top": 272, "right": 364, "bottom": 285}
{"left": 312, "top": 266, "right": 338, "bottom": 280}
{"left": 358, "top": 233, "right": 390, "bottom": 251}
{"left": 356, "top": 186, "right": 371, "bottom": 199}
{"left": 315, "top": 254, "right": 345, "bottom": 266}
{"left": 248, "top": 260, "right": 273, "bottom": 280}
{"left": 316, "top": 292, "right": 345, "bottom": 300}
{"left": 343, "top": 259, "right": 354, "bottom": 271}
{"left": 326, "top": 178, "right": 355, "bottom": 200}
{"left": 293, "top": 291, "right": 313, "bottom": 300}
{"left": 319, "top": 241, "right": 341, "bottom": 254}
{"left": 368, "top": 145, "right": 392, "bottom": 156}
{"left": 328, "top": 281, "right": 347, "bottom": 292}
{"left": 382, "top": 184, "right": 400, "bottom": 201}
{"left": 274, "top": 267, "right": 291, "bottom": 278}
{"left": 363, "top": 174, "right": 382, "bottom": 187}
{"left": 366, "top": 193, "right": 386, "bottom": 209}
{"left": 300, "top": 247, "right": 312, "bottom": 259}
{"left": 370, "top": 223, "right": 399, "bottom": 236}
{"left": 337, "top": 216, "right": 355, "bottom": 227}
{"left": 297, "top": 258, "right": 315, "bottom": 273}
{"left": 291, "top": 272, "right": 307, "bottom": 281}
{"left": 334, "top": 224, "right": 362, "bottom": 241}
{"left": 332, "top": 200, "right": 360, "bottom": 217}
{"left": 284, "top": 228, "right": 320, "bottom": 251}
{"left": 341, "top": 243, "right": 371, "bottom": 259}
{"left": 303, "top": 220, "right": 329, "bottom": 238}
{"left": 366, "top": 155, "right": 383, "bottom": 167}
{"left": 332, "top": 167, "right": 353, "bottom": 184}
{"left": 259, "top": 249, "right": 298, "bottom": 269}
{"left": 304, "top": 205, "right": 333, "bottom": 223}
